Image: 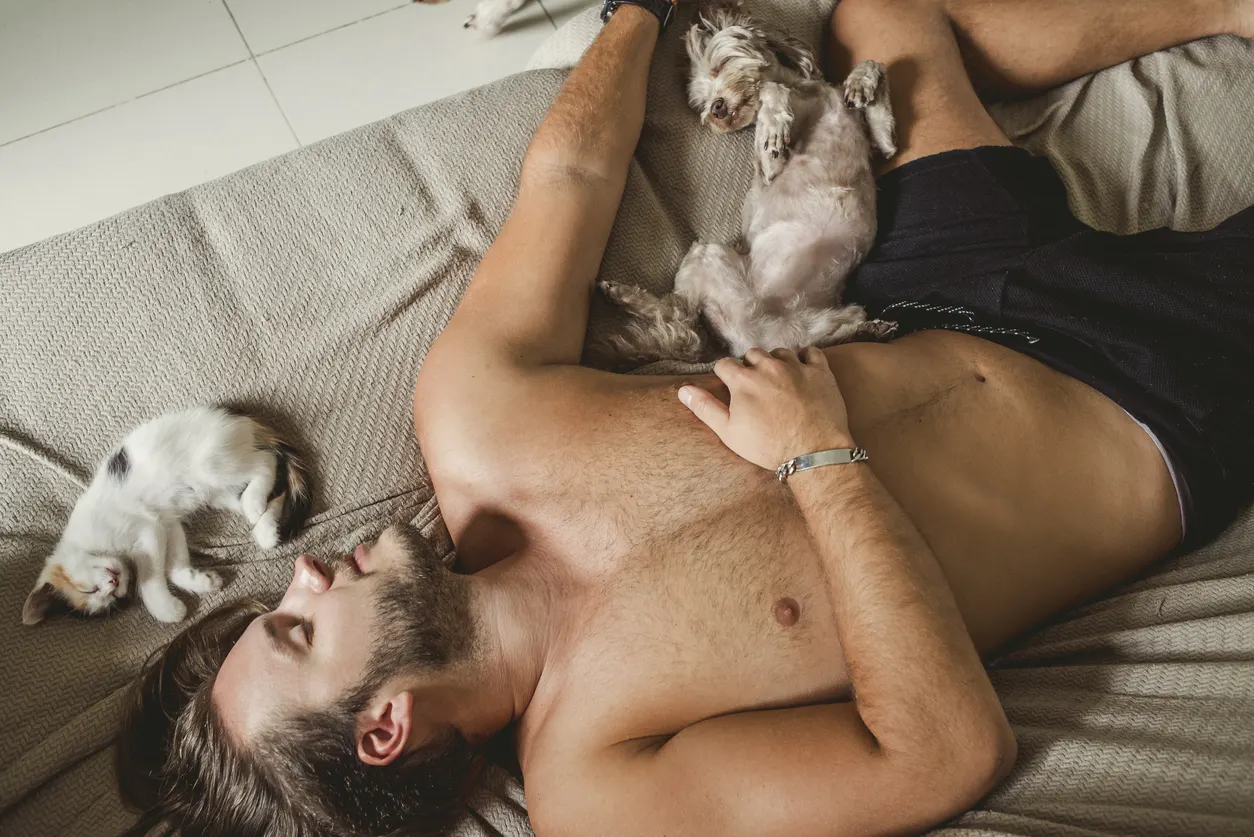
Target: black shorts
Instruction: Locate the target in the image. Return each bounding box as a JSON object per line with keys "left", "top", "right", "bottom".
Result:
{"left": 845, "top": 146, "right": 1254, "bottom": 546}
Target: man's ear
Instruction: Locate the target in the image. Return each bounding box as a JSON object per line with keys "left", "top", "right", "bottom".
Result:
{"left": 356, "top": 691, "right": 414, "bottom": 767}
{"left": 22, "top": 581, "right": 57, "bottom": 626}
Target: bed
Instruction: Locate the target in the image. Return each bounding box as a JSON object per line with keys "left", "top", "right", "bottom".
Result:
{"left": 1, "top": 3, "right": 1252, "bottom": 835}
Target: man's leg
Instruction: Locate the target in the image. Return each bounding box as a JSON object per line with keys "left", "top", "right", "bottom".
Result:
{"left": 828, "top": 0, "right": 1248, "bottom": 169}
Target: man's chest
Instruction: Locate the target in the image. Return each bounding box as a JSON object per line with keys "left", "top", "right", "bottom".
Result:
{"left": 526, "top": 491, "right": 853, "bottom": 753}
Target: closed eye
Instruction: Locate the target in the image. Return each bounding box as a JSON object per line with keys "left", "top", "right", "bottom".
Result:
{"left": 301, "top": 619, "right": 313, "bottom": 646}
{"left": 76, "top": 585, "right": 99, "bottom": 595}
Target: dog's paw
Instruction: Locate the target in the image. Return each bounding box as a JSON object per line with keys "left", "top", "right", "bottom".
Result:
{"left": 171, "top": 567, "right": 223, "bottom": 595}
{"left": 856, "top": 319, "right": 898, "bottom": 341}
{"left": 843, "top": 60, "right": 887, "bottom": 110}
{"left": 463, "top": 0, "right": 510, "bottom": 35}
{"left": 598, "top": 280, "right": 633, "bottom": 304}
{"left": 755, "top": 94, "right": 792, "bottom": 185}
{"left": 759, "top": 126, "right": 791, "bottom": 183}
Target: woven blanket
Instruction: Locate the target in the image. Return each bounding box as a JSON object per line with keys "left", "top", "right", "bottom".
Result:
{"left": 1, "top": 3, "right": 1252, "bottom": 835}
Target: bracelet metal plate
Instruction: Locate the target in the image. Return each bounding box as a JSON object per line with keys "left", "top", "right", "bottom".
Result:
{"left": 776, "top": 447, "right": 868, "bottom": 482}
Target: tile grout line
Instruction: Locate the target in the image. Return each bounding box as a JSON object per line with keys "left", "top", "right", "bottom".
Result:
{"left": 255, "top": 62, "right": 304, "bottom": 148}
{"left": 0, "top": 0, "right": 557, "bottom": 152}
{"left": 535, "top": 0, "right": 561, "bottom": 30}
{"left": 219, "top": 0, "right": 303, "bottom": 147}
{"left": 252, "top": 2, "right": 412, "bottom": 57}
{"left": 0, "top": 59, "right": 253, "bottom": 149}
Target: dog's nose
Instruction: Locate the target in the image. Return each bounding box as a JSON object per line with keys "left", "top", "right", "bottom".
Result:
{"left": 710, "top": 97, "right": 728, "bottom": 119}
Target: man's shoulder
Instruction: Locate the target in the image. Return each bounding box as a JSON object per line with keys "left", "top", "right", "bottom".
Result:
{"left": 519, "top": 696, "right": 659, "bottom": 828}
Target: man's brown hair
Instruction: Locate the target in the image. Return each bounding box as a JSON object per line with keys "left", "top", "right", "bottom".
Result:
{"left": 117, "top": 589, "right": 485, "bottom": 837}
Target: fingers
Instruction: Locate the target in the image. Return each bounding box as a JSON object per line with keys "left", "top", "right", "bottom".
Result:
{"left": 743, "top": 347, "right": 771, "bottom": 366}
{"left": 719, "top": 347, "right": 822, "bottom": 378}
{"left": 801, "top": 346, "right": 830, "bottom": 369}
{"left": 678, "top": 385, "right": 730, "bottom": 434}
{"left": 712, "top": 356, "right": 746, "bottom": 387}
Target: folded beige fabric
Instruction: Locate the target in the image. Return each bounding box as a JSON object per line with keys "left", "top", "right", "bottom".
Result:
{"left": 1, "top": 3, "right": 1251, "bottom": 835}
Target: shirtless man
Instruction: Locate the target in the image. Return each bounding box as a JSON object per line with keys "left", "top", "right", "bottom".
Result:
{"left": 118, "top": 1, "right": 1254, "bottom": 835}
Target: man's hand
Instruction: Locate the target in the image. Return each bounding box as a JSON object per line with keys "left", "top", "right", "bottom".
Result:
{"left": 678, "top": 347, "right": 854, "bottom": 471}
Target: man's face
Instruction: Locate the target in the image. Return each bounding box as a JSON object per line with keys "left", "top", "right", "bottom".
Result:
{"left": 212, "top": 526, "right": 432, "bottom": 743}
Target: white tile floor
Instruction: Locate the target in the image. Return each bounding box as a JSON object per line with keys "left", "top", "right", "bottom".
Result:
{"left": 0, "top": 0, "right": 583, "bottom": 254}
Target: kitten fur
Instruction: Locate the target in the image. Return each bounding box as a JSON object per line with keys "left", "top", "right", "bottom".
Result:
{"left": 22, "top": 406, "right": 311, "bottom": 625}
{"left": 592, "top": 2, "right": 898, "bottom": 366}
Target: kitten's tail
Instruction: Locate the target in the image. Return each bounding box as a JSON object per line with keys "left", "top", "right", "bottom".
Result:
{"left": 251, "top": 421, "right": 313, "bottom": 543}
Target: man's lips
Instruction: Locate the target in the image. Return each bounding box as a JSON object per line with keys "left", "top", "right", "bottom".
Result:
{"left": 353, "top": 543, "right": 369, "bottom": 574}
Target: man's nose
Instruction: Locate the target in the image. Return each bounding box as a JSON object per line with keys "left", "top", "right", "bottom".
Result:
{"left": 291, "top": 554, "right": 331, "bottom": 594}
{"left": 710, "top": 97, "right": 728, "bottom": 119}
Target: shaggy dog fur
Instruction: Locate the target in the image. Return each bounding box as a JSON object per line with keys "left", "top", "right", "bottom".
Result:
{"left": 594, "top": 3, "right": 898, "bottom": 365}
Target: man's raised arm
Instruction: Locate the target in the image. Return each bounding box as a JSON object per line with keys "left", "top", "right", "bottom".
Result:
{"left": 421, "top": 5, "right": 659, "bottom": 390}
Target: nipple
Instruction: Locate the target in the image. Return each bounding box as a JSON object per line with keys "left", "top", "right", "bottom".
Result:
{"left": 773, "top": 597, "right": 800, "bottom": 627}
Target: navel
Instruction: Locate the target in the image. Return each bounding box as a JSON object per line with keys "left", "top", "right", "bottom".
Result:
{"left": 773, "top": 597, "right": 800, "bottom": 627}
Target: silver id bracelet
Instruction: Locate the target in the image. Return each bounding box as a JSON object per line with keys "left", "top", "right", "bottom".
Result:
{"left": 776, "top": 447, "right": 869, "bottom": 482}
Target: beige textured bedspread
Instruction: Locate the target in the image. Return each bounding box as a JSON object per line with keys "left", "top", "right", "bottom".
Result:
{"left": 1, "top": 2, "right": 1252, "bottom": 835}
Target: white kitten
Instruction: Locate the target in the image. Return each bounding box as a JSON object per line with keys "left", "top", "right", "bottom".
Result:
{"left": 22, "top": 406, "right": 311, "bottom": 625}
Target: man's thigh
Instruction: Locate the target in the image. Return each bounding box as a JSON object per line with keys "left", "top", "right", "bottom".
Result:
{"left": 827, "top": 0, "right": 1010, "bottom": 171}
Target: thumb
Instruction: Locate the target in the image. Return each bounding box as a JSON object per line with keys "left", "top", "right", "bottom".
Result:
{"left": 678, "top": 385, "right": 730, "bottom": 435}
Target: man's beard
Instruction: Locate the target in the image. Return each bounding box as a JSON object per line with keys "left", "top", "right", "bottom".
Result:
{"left": 334, "top": 527, "right": 477, "bottom": 707}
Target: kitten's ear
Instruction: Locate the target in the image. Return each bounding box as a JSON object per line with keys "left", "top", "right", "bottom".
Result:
{"left": 22, "top": 582, "right": 57, "bottom": 626}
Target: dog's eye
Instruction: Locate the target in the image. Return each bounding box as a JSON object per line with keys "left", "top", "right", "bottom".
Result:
{"left": 77, "top": 586, "right": 99, "bottom": 595}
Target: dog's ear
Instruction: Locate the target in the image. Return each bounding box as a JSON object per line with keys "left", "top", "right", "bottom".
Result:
{"left": 685, "top": 20, "right": 713, "bottom": 64}
{"left": 764, "top": 31, "right": 820, "bottom": 79}
{"left": 694, "top": 0, "right": 739, "bottom": 34}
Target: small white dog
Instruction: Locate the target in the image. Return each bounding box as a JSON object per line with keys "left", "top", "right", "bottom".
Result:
{"left": 596, "top": 3, "right": 898, "bottom": 364}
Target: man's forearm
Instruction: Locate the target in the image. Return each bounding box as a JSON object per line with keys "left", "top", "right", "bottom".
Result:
{"left": 419, "top": 5, "right": 659, "bottom": 378}
{"left": 790, "top": 463, "right": 1014, "bottom": 779}
{"left": 524, "top": 5, "right": 659, "bottom": 185}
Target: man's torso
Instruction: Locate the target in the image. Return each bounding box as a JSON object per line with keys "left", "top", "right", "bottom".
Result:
{"left": 419, "top": 330, "right": 1180, "bottom": 788}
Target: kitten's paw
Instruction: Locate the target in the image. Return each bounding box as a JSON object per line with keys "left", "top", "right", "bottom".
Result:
{"left": 240, "top": 488, "right": 268, "bottom": 524}
{"left": 843, "top": 60, "right": 887, "bottom": 109}
{"left": 147, "top": 597, "right": 187, "bottom": 623}
{"left": 253, "top": 517, "right": 280, "bottom": 549}
{"left": 171, "top": 567, "right": 223, "bottom": 595}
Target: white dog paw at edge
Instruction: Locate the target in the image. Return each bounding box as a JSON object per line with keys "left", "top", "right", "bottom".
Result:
{"left": 843, "top": 60, "right": 887, "bottom": 110}
{"left": 756, "top": 84, "right": 793, "bottom": 184}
